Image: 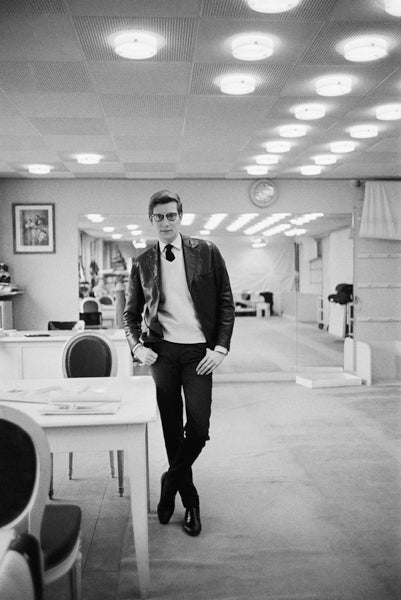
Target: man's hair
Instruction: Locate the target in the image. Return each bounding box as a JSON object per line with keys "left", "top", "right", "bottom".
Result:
{"left": 148, "top": 190, "right": 183, "bottom": 220}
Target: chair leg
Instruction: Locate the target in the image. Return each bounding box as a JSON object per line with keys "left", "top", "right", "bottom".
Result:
{"left": 49, "top": 453, "right": 54, "bottom": 499}
{"left": 69, "top": 549, "right": 82, "bottom": 600}
{"left": 68, "top": 452, "right": 73, "bottom": 480}
{"left": 117, "top": 450, "right": 124, "bottom": 497}
{"left": 109, "top": 450, "right": 115, "bottom": 478}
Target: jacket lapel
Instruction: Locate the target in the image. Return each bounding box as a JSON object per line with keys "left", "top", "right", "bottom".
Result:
{"left": 182, "top": 235, "right": 199, "bottom": 288}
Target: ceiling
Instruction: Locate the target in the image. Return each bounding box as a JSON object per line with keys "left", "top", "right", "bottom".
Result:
{"left": 0, "top": 0, "right": 401, "bottom": 181}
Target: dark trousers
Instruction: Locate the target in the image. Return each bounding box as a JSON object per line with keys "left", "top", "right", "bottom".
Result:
{"left": 149, "top": 340, "right": 212, "bottom": 508}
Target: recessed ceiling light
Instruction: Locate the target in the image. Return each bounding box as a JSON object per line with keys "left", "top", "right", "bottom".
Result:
{"left": 231, "top": 34, "right": 274, "bottom": 61}
{"left": 255, "top": 154, "right": 279, "bottom": 165}
{"left": 76, "top": 153, "right": 102, "bottom": 165}
{"left": 385, "top": 0, "right": 401, "bottom": 16}
{"left": 314, "top": 155, "right": 337, "bottom": 165}
{"left": 376, "top": 103, "right": 401, "bottom": 120}
{"left": 265, "top": 141, "right": 291, "bottom": 153}
{"left": 246, "top": 165, "right": 268, "bottom": 175}
{"left": 131, "top": 229, "right": 142, "bottom": 236}
{"left": 181, "top": 213, "right": 196, "bottom": 225}
{"left": 86, "top": 214, "right": 104, "bottom": 223}
{"left": 103, "top": 226, "right": 115, "bottom": 232}
{"left": 349, "top": 125, "right": 378, "bottom": 138}
{"left": 219, "top": 74, "right": 256, "bottom": 95}
{"left": 204, "top": 214, "right": 228, "bottom": 230}
{"left": 279, "top": 124, "right": 307, "bottom": 138}
{"left": 342, "top": 36, "right": 388, "bottom": 62}
{"left": 112, "top": 233, "right": 123, "bottom": 240}
{"left": 285, "top": 228, "right": 306, "bottom": 236}
{"left": 294, "top": 104, "right": 326, "bottom": 120}
{"left": 28, "top": 164, "right": 52, "bottom": 175}
{"left": 300, "top": 165, "right": 322, "bottom": 175}
{"left": 113, "top": 31, "right": 158, "bottom": 59}
{"left": 127, "top": 224, "right": 138, "bottom": 230}
{"left": 316, "top": 75, "right": 352, "bottom": 96}
{"left": 251, "top": 237, "right": 267, "bottom": 248}
{"left": 247, "top": 0, "right": 300, "bottom": 13}
{"left": 226, "top": 214, "right": 259, "bottom": 232}
{"left": 133, "top": 239, "right": 147, "bottom": 248}
{"left": 330, "top": 141, "right": 356, "bottom": 153}
{"left": 200, "top": 230, "right": 211, "bottom": 236}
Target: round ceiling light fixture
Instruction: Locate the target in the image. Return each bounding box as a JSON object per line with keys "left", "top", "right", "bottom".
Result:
{"left": 264, "top": 140, "right": 291, "bottom": 153}
{"left": 349, "top": 125, "right": 378, "bottom": 138}
{"left": 330, "top": 141, "right": 356, "bottom": 153}
{"left": 314, "top": 155, "right": 337, "bottom": 165}
{"left": 247, "top": 0, "right": 300, "bottom": 13}
{"left": 342, "top": 36, "right": 388, "bottom": 62}
{"left": 316, "top": 75, "right": 352, "bottom": 96}
{"left": 376, "top": 103, "right": 401, "bottom": 120}
{"left": 279, "top": 124, "right": 307, "bottom": 137}
{"left": 76, "top": 153, "right": 102, "bottom": 164}
{"left": 300, "top": 165, "right": 322, "bottom": 175}
{"left": 255, "top": 154, "right": 279, "bottom": 165}
{"left": 246, "top": 165, "right": 269, "bottom": 175}
{"left": 113, "top": 31, "right": 158, "bottom": 59}
{"left": 294, "top": 103, "right": 326, "bottom": 120}
{"left": 28, "top": 164, "right": 52, "bottom": 175}
{"left": 219, "top": 74, "right": 256, "bottom": 95}
{"left": 231, "top": 34, "right": 274, "bottom": 61}
{"left": 385, "top": 0, "right": 401, "bottom": 16}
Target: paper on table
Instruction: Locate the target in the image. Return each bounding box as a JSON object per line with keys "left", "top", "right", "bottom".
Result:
{"left": 48, "top": 389, "right": 122, "bottom": 403}
{"left": 39, "top": 403, "right": 121, "bottom": 415}
{"left": 0, "top": 385, "right": 71, "bottom": 404}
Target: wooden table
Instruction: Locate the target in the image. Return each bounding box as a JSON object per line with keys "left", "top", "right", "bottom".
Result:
{"left": 0, "top": 375, "right": 157, "bottom": 599}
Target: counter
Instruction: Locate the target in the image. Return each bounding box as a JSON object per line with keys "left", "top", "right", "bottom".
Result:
{"left": 0, "top": 329, "right": 135, "bottom": 379}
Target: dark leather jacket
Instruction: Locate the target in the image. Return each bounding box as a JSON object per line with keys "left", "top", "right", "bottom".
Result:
{"left": 123, "top": 235, "right": 235, "bottom": 352}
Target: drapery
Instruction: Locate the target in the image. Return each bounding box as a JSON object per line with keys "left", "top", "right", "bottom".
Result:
{"left": 360, "top": 181, "right": 401, "bottom": 240}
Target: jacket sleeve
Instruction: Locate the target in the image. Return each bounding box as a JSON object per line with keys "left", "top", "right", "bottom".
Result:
{"left": 212, "top": 244, "right": 235, "bottom": 351}
{"left": 123, "top": 260, "right": 145, "bottom": 353}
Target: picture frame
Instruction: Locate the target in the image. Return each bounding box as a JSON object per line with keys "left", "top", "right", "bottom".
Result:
{"left": 12, "top": 203, "right": 56, "bottom": 254}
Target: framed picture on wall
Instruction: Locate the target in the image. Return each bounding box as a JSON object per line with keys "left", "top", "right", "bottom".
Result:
{"left": 12, "top": 203, "right": 56, "bottom": 254}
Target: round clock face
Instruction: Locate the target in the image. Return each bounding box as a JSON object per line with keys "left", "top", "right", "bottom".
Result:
{"left": 249, "top": 179, "right": 278, "bottom": 208}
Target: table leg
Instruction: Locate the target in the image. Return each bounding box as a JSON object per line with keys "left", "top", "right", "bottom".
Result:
{"left": 126, "top": 424, "right": 149, "bottom": 599}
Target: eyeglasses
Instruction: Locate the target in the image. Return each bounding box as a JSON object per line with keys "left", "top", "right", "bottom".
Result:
{"left": 151, "top": 213, "right": 178, "bottom": 222}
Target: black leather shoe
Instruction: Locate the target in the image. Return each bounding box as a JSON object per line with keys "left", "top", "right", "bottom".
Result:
{"left": 157, "top": 472, "right": 175, "bottom": 525}
{"left": 183, "top": 507, "right": 201, "bottom": 537}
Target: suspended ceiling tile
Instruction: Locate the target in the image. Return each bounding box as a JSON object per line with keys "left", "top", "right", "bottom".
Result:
{"left": 0, "top": 16, "right": 80, "bottom": 61}
{"left": 118, "top": 150, "right": 180, "bottom": 162}
{"left": 67, "top": 0, "right": 202, "bottom": 18}
{"left": 0, "top": 117, "right": 38, "bottom": 135}
{"left": 43, "top": 135, "right": 116, "bottom": 152}
{"left": 2, "top": 149, "right": 61, "bottom": 163}
{"left": 73, "top": 15, "right": 197, "bottom": 61}
{"left": 0, "top": 135, "right": 49, "bottom": 151}
{"left": 107, "top": 117, "right": 183, "bottom": 136}
{"left": 0, "top": 0, "right": 66, "bottom": 16}
{"left": 67, "top": 161, "right": 125, "bottom": 173}
{"left": 30, "top": 117, "right": 108, "bottom": 136}
{"left": 9, "top": 92, "right": 104, "bottom": 118}
{"left": 114, "top": 135, "right": 181, "bottom": 151}
{"left": 0, "top": 62, "right": 93, "bottom": 93}
{"left": 186, "top": 96, "right": 276, "bottom": 122}
{"left": 87, "top": 62, "right": 192, "bottom": 94}
{"left": 99, "top": 94, "right": 187, "bottom": 118}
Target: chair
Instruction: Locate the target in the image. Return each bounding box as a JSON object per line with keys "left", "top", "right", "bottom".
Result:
{"left": 47, "top": 321, "right": 77, "bottom": 331}
{"left": 48, "top": 331, "right": 124, "bottom": 499}
{"left": 98, "top": 295, "right": 114, "bottom": 306}
{"left": 79, "top": 298, "right": 102, "bottom": 328}
{"left": 0, "top": 529, "right": 43, "bottom": 600}
{"left": 0, "top": 405, "right": 82, "bottom": 600}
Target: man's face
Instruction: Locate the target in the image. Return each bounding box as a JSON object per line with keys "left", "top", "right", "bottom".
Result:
{"left": 151, "top": 201, "right": 182, "bottom": 244}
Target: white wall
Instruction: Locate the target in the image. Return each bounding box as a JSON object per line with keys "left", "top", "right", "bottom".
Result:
{"left": 0, "top": 178, "right": 356, "bottom": 330}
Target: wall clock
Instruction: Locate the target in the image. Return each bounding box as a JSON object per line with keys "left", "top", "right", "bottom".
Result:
{"left": 249, "top": 179, "right": 278, "bottom": 208}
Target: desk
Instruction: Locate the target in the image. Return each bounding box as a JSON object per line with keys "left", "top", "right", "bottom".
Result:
{"left": 0, "top": 375, "right": 157, "bottom": 599}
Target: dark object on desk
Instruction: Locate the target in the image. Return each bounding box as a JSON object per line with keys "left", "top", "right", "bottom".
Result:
{"left": 51, "top": 331, "right": 124, "bottom": 498}
{"left": 0, "top": 405, "right": 82, "bottom": 600}
{"left": 78, "top": 312, "right": 102, "bottom": 327}
{"left": 48, "top": 321, "right": 76, "bottom": 330}
{"left": 328, "top": 283, "right": 353, "bottom": 305}
{"left": 24, "top": 334, "right": 50, "bottom": 337}
{"left": 259, "top": 291, "right": 274, "bottom": 315}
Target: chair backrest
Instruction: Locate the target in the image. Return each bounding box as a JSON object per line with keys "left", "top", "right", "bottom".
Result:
{"left": 61, "top": 331, "right": 118, "bottom": 378}
{"left": 0, "top": 529, "right": 43, "bottom": 600}
{"left": 0, "top": 405, "right": 50, "bottom": 541}
{"left": 78, "top": 312, "right": 102, "bottom": 327}
{"left": 80, "top": 298, "right": 100, "bottom": 313}
{"left": 47, "top": 321, "right": 77, "bottom": 330}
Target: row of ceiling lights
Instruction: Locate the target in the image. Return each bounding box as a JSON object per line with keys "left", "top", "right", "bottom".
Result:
{"left": 26, "top": 0, "right": 401, "bottom": 176}
{"left": 85, "top": 211, "right": 324, "bottom": 248}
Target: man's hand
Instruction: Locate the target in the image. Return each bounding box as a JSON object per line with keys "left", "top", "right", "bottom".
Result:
{"left": 196, "top": 348, "right": 225, "bottom": 375}
{"left": 135, "top": 345, "right": 158, "bottom": 366}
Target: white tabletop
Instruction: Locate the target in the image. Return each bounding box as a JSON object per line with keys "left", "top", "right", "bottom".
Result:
{"left": 0, "top": 375, "right": 157, "bottom": 428}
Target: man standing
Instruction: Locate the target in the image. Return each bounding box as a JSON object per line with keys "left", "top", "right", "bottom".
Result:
{"left": 123, "top": 190, "right": 235, "bottom": 537}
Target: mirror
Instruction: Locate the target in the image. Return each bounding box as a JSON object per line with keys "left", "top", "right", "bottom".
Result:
{"left": 78, "top": 212, "right": 352, "bottom": 378}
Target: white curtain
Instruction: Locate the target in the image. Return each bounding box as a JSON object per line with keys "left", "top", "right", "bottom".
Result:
{"left": 360, "top": 181, "right": 401, "bottom": 240}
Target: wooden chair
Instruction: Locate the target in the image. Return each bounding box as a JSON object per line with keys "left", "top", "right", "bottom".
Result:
{"left": 48, "top": 331, "right": 124, "bottom": 499}
{"left": 0, "top": 405, "right": 82, "bottom": 600}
